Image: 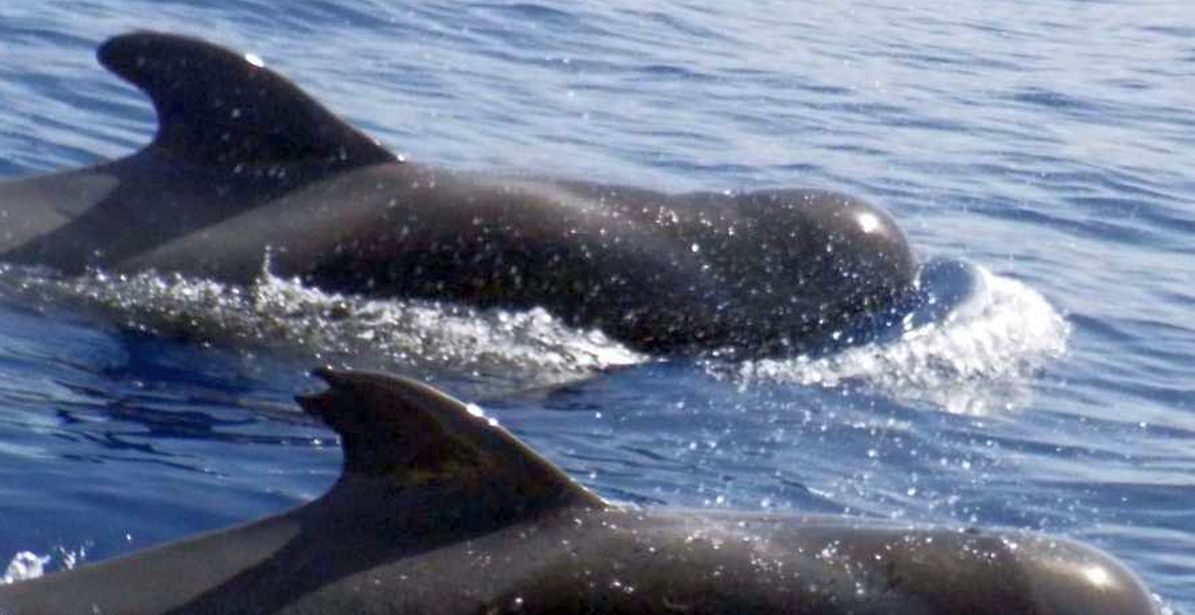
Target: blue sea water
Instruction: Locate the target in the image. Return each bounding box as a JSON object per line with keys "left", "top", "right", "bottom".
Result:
{"left": 0, "top": 0, "right": 1190, "bottom": 611}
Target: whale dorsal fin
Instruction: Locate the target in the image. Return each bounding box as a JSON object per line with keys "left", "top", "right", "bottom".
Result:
{"left": 298, "top": 369, "right": 606, "bottom": 515}
{"left": 98, "top": 31, "right": 397, "bottom": 169}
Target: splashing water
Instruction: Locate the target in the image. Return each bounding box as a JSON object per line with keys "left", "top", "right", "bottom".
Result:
{"left": 1, "top": 546, "right": 87, "bottom": 585}
{"left": 0, "top": 552, "right": 48, "bottom": 584}
{"left": 0, "top": 266, "right": 648, "bottom": 390}
{"left": 0, "top": 260, "right": 1065, "bottom": 412}
{"left": 734, "top": 263, "right": 1070, "bottom": 415}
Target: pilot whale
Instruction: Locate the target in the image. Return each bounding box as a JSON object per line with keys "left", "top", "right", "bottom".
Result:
{"left": 0, "top": 32, "right": 917, "bottom": 356}
{"left": 0, "top": 369, "right": 1158, "bottom": 614}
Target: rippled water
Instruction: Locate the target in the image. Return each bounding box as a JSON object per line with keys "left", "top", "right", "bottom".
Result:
{"left": 0, "top": 1, "right": 1190, "bottom": 611}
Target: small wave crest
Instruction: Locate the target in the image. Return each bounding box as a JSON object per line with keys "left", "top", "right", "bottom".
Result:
{"left": 732, "top": 261, "right": 1070, "bottom": 415}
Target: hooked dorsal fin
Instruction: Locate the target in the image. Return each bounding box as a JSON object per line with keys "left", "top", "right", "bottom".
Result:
{"left": 298, "top": 368, "right": 606, "bottom": 514}
{"left": 97, "top": 31, "right": 397, "bottom": 169}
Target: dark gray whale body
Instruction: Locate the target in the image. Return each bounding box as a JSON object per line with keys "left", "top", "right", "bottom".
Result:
{"left": 0, "top": 370, "right": 1159, "bottom": 614}
{"left": 0, "top": 32, "right": 916, "bottom": 355}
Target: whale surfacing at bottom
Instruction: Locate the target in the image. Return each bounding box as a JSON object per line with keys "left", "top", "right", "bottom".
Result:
{"left": 0, "top": 370, "right": 1159, "bottom": 615}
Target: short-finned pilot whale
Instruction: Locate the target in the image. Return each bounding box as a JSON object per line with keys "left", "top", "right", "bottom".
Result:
{"left": 0, "top": 369, "right": 1160, "bottom": 614}
{"left": 0, "top": 32, "right": 917, "bottom": 356}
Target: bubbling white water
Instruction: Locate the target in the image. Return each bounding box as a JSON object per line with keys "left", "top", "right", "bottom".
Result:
{"left": 1, "top": 266, "right": 648, "bottom": 391}
{"left": 0, "top": 551, "right": 48, "bottom": 584}
{"left": 0, "top": 262, "right": 1065, "bottom": 413}
{"left": 733, "top": 265, "right": 1070, "bottom": 415}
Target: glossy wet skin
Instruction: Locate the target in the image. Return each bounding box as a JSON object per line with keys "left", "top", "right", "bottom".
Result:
{"left": 0, "top": 156, "right": 916, "bottom": 355}
{"left": 0, "top": 31, "right": 916, "bottom": 356}
{"left": 252, "top": 163, "right": 917, "bottom": 354}
{"left": 0, "top": 370, "right": 1157, "bottom": 615}
{"left": 0, "top": 506, "right": 1156, "bottom": 615}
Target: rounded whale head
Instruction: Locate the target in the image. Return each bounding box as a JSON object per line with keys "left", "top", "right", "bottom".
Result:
{"left": 1012, "top": 534, "right": 1160, "bottom": 615}
{"left": 782, "top": 190, "right": 915, "bottom": 304}
{"left": 711, "top": 190, "right": 917, "bottom": 353}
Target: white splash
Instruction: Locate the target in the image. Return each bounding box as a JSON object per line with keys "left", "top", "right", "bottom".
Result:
{"left": 735, "top": 265, "right": 1070, "bottom": 415}
{"left": 0, "top": 545, "right": 88, "bottom": 585}
{"left": 1, "top": 551, "right": 49, "bottom": 584}
{"left": 3, "top": 266, "right": 646, "bottom": 389}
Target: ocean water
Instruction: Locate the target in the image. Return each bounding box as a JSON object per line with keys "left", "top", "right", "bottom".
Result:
{"left": 0, "top": 0, "right": 1190, "bottom": 611}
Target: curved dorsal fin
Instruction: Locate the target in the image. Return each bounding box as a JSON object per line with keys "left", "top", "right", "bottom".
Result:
{"left": 98, "top": 31, "right": 396, "bottom": 169}
{"left": 298, "top": 369, "right": 605, "bottom": 514}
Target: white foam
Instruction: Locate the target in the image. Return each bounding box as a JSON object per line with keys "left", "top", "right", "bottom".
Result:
{"left": 0, "top": 262, "right": 1066, "bottom": 412}
{"left": 0, "top": 544, "right": 88, "bottom": 585}
{"left": 735, "top": 265, "right": 1070, "bottom": 415}
{"left": 6, "top": 266, "right": 647, "bottom": 389}
{"left": 1, "top": 551, "right": 48, "bottom": 584}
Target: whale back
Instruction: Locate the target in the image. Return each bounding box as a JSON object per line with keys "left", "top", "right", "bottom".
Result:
{"left": 0, "top": 32, "right": 402, "bottom": 272}
{"left": 0, "top": 371, "right": 1161, "bottom": 615}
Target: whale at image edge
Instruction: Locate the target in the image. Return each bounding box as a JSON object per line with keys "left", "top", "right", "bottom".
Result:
{"left": 0, "top": 31, "right": 917, "bottom": 357}
{"left": 0, "top": 368, "right": 1160, "bottom": 614}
